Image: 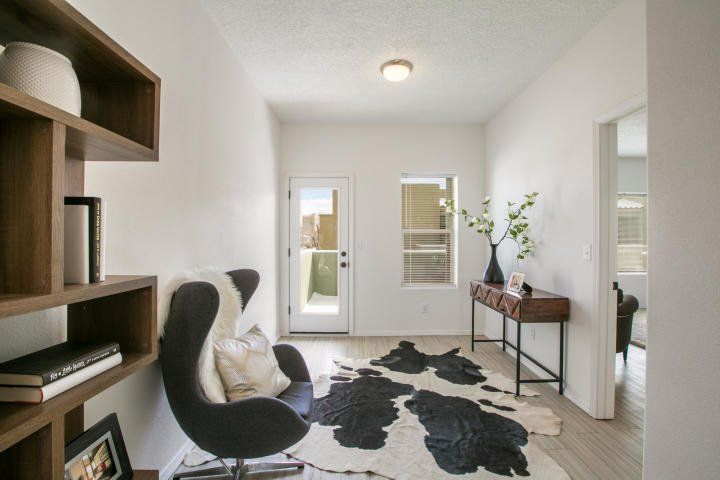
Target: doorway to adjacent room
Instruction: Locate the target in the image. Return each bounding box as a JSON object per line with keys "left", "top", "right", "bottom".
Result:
{"left": 592, "top": 95, "right": 647, "bottom": 423}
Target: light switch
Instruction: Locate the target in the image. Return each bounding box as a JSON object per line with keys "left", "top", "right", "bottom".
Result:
{"left": 583, "top": 244, "right": 592, "bottom": 262}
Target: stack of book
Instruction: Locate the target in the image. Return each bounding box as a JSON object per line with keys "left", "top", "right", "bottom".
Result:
{"left": 65, "top": 196, "right": 107, "bottom": 284}
{"left": 0, "top": 342, "right": 121, "bottom": 404}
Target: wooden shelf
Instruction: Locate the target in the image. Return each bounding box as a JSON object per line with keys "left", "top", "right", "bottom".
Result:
{"left": 0, "top": 275, "right": 157, "bottom": 319}
{"left": 0, "top": 2, "right": 161, "bottom": 477}
{"left": 0, "top": 0, "right": 160, "bottom": 158}
{"left": 0, "top": 82, "right": 155, "bottom": 162}
{"left": 0, "top": 0, "right": 156, "bottom": 82}
{"left": 0, "top": 352, "right": 157, "bottom": 452}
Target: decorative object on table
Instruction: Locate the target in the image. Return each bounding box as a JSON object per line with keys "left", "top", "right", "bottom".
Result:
{"left": 507, "top": 272, "right": 526, "bottom": 293}
{"left": 0, "top": 341, "right": 118, "bottom": 387}
{"left": 521, "top": 281, "right": 533, "bottom": 294}
{"left": 64, "top": 197, "right": 104, "bottom": 284}
{"left": 285, "top": 340, "right": 568, "bottom": 480}
{"left": 444, "top": 192, "right": 538, "bottom": 283}
{"left": 0, "top": 42, "right": 81, "bottom": 115}
{"left": 65, "top": 413, "right": 132, "bottom": 480}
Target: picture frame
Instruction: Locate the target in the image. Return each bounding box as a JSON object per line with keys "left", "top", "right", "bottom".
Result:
{"left": 65, "top": 413, "right": 132, "bottom": 480}
{"left": 507, "top": 272, "right": 526, "bottom": 294}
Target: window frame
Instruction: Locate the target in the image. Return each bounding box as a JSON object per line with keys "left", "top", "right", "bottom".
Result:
{"left": 400, "top": 173, "right": 458, "bottom": 289}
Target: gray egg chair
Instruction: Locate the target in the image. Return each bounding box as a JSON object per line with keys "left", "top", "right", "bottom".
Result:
{"left": 161, "top": 269, "right": 312, "bottom": 479}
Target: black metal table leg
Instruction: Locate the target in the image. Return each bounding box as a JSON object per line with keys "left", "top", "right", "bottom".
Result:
{"left": 502, "top": 315, "right": 506, "bottom": 351}
{"left": 516, "top": 321, "right": 521, "bottom": 396}
{"left": 471, "top": 299, "right": 475, "bottom": 351}
{"left": 559, "top": 321, "right": 564, "bottom": 395}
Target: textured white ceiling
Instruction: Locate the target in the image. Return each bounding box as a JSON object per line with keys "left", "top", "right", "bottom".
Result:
{"left": 202, "top": 0, "right": 621, "bottom": 123}
{"left": 617, "top": 110, "right": 647, "bottom": 157}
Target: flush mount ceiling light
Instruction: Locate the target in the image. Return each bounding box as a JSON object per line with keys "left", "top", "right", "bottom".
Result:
{"left": 380, "top": 59, "right": 413, "bottom": 82}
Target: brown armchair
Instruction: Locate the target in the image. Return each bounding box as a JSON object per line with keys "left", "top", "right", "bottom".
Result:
{"left": 616, "top": 289, "right": 640, "bottom": 363}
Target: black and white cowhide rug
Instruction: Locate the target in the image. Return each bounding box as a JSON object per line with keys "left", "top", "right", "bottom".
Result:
{"left": 285, "top": 341, "right": 569, "bottom": 479}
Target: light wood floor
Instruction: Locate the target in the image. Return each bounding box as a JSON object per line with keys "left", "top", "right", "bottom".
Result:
{"left": 173, "top": 336, "right": 645, "bottom": 480}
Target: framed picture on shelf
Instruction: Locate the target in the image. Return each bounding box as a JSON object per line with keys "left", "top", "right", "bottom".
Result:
{"left": 507, "top": 272, "right": 526, "bottom": 294}
{"left": 65, "top": 413, "right": 132, "bottom": 480}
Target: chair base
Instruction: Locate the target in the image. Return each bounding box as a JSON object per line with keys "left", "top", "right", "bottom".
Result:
{"left": 173, "top": 458, "right": 304, "bottom": 479}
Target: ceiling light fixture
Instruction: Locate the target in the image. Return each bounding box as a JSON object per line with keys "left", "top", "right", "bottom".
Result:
{"left": 380, "top": 59, "right": 413, "bottom": 82}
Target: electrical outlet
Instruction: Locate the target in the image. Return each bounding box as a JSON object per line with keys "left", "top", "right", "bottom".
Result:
{"left": 421, "top": 303, "right": 429, "bottom": 314}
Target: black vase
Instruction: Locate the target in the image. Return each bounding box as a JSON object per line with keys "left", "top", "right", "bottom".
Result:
{"left": 483, "top": 244, "right": 505, "bottom": 283}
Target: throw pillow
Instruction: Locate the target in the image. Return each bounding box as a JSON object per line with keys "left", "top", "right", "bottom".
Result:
{"left": 214, "top": 325, "right": 291, "bottom": 401}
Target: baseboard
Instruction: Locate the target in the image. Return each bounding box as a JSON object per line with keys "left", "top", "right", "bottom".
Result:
{"left": 159, "top": 438, "right": 194, "bottom": 480}
{"left": 283, "top": 332, "right": 351, "bottom": 337}
{"left": 352, "top": 330, "right": 472, "bottom": 336}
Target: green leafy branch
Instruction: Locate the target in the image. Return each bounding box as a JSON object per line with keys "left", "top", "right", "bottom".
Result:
{"left": 443, "top": 192, "right": 539, "bottom": 261}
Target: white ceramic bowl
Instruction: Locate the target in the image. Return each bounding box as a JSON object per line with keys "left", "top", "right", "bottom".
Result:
{"left": 0, "top": 42, "right": 81, "bottom": 116}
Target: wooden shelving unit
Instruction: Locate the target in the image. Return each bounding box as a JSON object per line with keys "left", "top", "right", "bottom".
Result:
{"left": 0, "top": 82, "right": 156, "bottom": 163}
{"left": 0, "top": 1, "right": 161, "bottom": 478}
{"left": 0, "top": 0, "right": 160, "bottom": 161}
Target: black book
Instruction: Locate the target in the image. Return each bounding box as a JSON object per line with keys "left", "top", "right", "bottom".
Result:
{"left": 0, "top": 341, "right": 119, "bottom": 387}
{"left": 65, "top": 197, "right": 102, "bottom": 283}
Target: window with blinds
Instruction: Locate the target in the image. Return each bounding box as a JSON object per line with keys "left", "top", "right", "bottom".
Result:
{"left": 617, "top": 193, "right": 647, "bottom": 272}
{"left": 401, "top": 175, "right": 457, "bottom": 286}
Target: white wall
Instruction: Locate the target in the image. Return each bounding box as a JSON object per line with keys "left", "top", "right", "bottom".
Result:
{"left": 483, "top": 0, "right": 646, "bottom": 411}
{"left": 280, "top": 125, "right": 485, "bottom": 336}
{"left": 0, "top": 0, "right": 280, "bottom": 474}
{"left": 644, "top": 1, "right": 720, "bottom": 477}
{"left": 618, "top": 157, "right": 647, "bottom": 192}
{"left": 618, "top": 272, "right": 647, "bottom": 308}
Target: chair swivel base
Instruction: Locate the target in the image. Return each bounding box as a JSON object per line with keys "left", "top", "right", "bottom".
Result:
{"left": 173, "top": 458, "right": 304, "bottom": 479}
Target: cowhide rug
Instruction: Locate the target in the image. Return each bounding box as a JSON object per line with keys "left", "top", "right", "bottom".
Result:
{"left": 285, "top": 341, "right": 569, "bottom": 479}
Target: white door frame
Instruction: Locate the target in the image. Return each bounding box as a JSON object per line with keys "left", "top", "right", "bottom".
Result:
{"left": 590, "top": 93, "right": 646, "bottom": 419}
{"left": 280, "top": 173, "right": 354, "bottom": 337}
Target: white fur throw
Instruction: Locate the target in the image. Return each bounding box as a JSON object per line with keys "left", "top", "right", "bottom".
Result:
{"left": 159, "top": 267, "right": 243, "bottom": 403}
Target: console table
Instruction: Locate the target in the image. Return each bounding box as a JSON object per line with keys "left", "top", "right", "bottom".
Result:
{"left": 470, "top": 280, "right": 569, "bottom": 396}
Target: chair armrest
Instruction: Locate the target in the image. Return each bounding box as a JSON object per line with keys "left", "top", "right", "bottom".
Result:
{"left": 273, "top": 344, "right": 311, "bottom": 382}
{"left": 191, "top": 396, "right": 310, "bottom": 459}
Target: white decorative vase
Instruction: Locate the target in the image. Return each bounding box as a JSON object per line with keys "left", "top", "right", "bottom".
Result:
{"left": 0, "top": 42, "right": 81, "bottom": 116}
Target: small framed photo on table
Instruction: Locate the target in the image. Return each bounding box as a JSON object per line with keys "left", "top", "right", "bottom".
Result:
{"left": 507, "top": 272, "right": 526, "bottom": 294}
{"left": 65, "top": 413, "right": 132, "bottom": 480}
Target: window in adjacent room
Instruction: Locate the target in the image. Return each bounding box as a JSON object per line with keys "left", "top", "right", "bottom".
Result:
{"left": 617, "top": 193, "right": 647, "bottom": 272}
{"left": 401, "top": 174, "right": 457, "bottom": 287}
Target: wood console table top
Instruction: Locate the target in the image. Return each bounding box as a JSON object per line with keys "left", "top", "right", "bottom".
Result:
{"left": 470, "top": 280, "right": 569, "bottom": 323}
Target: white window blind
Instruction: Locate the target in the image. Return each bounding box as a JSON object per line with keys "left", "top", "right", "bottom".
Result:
{"left": 401, "top": 175, "right": 457, "bottom": 286}
{"left": 617, "top": 193, "right": 647, "bottom": 272}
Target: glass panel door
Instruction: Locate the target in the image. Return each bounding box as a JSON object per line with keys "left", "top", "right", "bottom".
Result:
{"left": 289, "top": 177, "right": 349, "bottom": 333}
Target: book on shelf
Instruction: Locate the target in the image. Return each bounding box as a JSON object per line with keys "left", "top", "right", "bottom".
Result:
{"left": 100, "top": 198, "right": 107, "bottom": 281}
{"left": 0, "top": 341, "right": 120, "bottom": 386}
{"left": 64, "top": 197, "right": 106, "bottom": 284}
{"left": 0, "top": 353, "right": 122, "bottom": 404}
{"left": 64, "top": 202, "right": 90, "bottom": 283}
